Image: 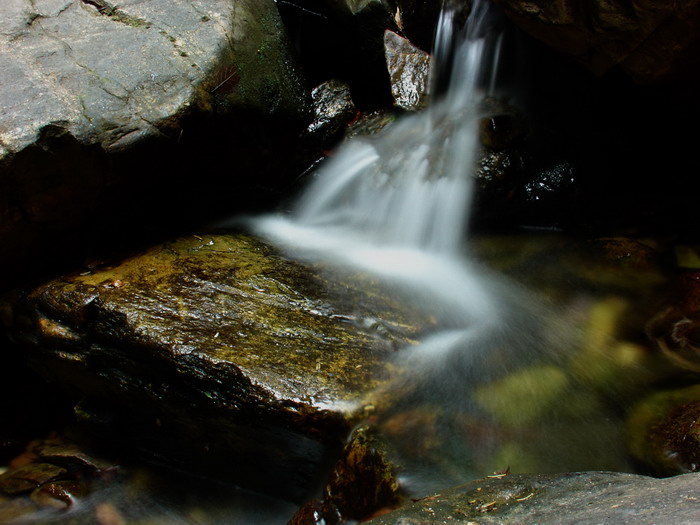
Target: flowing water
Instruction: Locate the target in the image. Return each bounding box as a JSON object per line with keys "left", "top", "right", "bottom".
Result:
{"left": 253, "top": 0, "right": 637, "bottom": 496}
{"left": 255, "top": 0, "right": 504, "bottom": 365}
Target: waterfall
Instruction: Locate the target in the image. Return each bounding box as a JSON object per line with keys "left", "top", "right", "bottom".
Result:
{"left": 252, "top": 0, "right": 633, "bottom": 495}
{"left": 267, "top": 0, "right": 502, "bottom": 255}
{"left": 254, "top": 0, "right": 505, "bottom": 330}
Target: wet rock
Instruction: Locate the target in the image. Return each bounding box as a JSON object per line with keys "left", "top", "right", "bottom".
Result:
{"left": 290, "top": 424, "right": 403, "bottom": 524}
{"left": 345, "top": 110, "right": 399, "bottom": 139}
{"left": 647, "top": 271, "right": 700, "bottom": 372}
{"left": 626, "top": 384, "right": 700, "bottom": 475}
{"left": 0, "top": 0, "right": 310, "bottom": 280}
{"left": 364, "top": 471, "right": 700, "bottom": 524}
{"left": 478, "top": 98, "right": 528, "bottom": 151}
{"left": 276, "top": 0, "right": 396, "bottom": 108}
{"left": 3, "top": 233, "right": 428, "bottom": 501}
{"left": 384, "top": 30, "right": 431, "bottom": 111}
{"left": 517, "top": 161, "right": 579, "bottom": 228}
{"left": 305, "top": 80, "right": 357, "bottom": 143}
{"left": 0, "top": 463, "right": 68, "bottom": 495}
{"left": 324, "top": 425, "right": 402, "bottom": 521}
{"left": 30, "top": 480, "right": 89, "bottom": 509}
{"left": 492, "top": 0, "right": 700, "bottom": 84}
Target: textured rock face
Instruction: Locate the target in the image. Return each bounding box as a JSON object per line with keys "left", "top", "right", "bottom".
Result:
{"left": 3, "top": 233, "right": 427, "bottom": 500}
{"left": 0, "top": 0, "right": 306, "bottom": 153}
{"left": 384, "top": 30, "right": 430, "bottom": 111}
{"left": 0, "top": 0, "right": 309, "bottom": 277}
{"left": 365, "top": 471, "right": 700, "bottom": 524}
{"left": 492, "top": 0, "right": 700, "bottom": 83}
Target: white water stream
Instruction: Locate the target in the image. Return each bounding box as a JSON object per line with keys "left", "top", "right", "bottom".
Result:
{"left": 252, "top": 0, "right": 632, "bottom": 495}
{"left": 254, "top": 0, "right": 504, "bottom": 351}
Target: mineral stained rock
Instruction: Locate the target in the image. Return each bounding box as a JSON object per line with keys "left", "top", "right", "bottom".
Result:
{"left": 4, "top": 233, "right": 427, "bottom": 500}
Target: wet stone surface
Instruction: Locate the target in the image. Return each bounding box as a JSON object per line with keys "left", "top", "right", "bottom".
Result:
{"left": 3, "top": 232, "right": 429, "bottom": 501}
{"left": 364, "top": 471, "right": 700, "bottom": 524}
{"left": 384, "top": 30, "right": 430, "bottom": 111}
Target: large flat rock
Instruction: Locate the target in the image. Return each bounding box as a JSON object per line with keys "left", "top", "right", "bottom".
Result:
{"left": 4, "top": 233, "right": 427, "bottom": 500}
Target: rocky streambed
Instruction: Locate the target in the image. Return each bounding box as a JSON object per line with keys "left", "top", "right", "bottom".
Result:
{"left": 3, "top": 0, "right": 700, "bottom": 523}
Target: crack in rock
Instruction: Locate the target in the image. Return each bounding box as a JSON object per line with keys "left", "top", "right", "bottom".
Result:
{"left": 79, "top": 0, "right": 152, "bottom": 28}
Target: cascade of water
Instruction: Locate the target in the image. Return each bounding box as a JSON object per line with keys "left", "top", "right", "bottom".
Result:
{"left": 284, "top": 0, "right": 502, "bottom": 255}
{"left": 251, "top": 0, "right": 635, "bottom": 495}
{"left": 254, "top": 0, "right": 505, "bottom": 325}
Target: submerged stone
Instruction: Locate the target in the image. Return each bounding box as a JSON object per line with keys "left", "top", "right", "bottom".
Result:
{"left": 647, "top": 271, "right": 700, "bottom": 372}
{"left": 626, "top": 384, "right": 700, "bottom": 475}
{"left": 4, "top": 233, "right": 427, "bottom": 501}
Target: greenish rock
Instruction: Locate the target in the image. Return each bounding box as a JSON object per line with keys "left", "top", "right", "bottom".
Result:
{"left": 4, "top": 233, "right": 428, "bottom": 501}
{"left": 364, "top": 471, "right": 700, "bottom": 524}
{"left": 625, "top": 384, "right": 700, "bottom": 475}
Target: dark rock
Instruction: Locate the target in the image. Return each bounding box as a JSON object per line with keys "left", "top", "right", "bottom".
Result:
{"left": 364, "top": 471, "right": 700, "bottom": 524}
{"left": 30, "top": 480, "right": 88, "bottom": 509}
{"left": 3, "top": 233, "right": 428, "bottom": 501}
{"left": 276, "top": 0, "right": 396, "bottom": 109}
{"left": 0, "top": 463, "right": 68, "bottom": 495}
{"left": 290, "top": 424, "right": 403, "bottom": 524}
{"left": 324, "top": 425, "right": 402, "bottom": 521}
{"left": 393, "top": 0, "right": 445, "bottom": 52}
{"left": 305, "top": 80, "right": 357, "bottom": 142}
{"left": 493, "top": 0, "right": 700, "bottom": 85}
{"left": 384, "top": 30, "right": 430, "bottom": 111}
{"left": 626, "top": 385, "right": 700, "bottom": 475}
{"left": 647, "top": 271, "right": 700, "bottom": 372}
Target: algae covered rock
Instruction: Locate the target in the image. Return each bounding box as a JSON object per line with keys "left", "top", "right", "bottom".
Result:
{"left": 4, "top": 233, "right": 427, "bottom": 500}
{"left": 626, "top": 384, "right": 700, "bottom": 475}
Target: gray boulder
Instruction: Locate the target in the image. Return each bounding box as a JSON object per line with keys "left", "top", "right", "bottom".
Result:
{"left": 0, "top": 0, "right": 310, "bottom": 276}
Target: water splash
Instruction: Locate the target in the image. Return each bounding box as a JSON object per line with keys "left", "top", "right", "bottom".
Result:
{"left": 252, "top": 0, "right": 633, "bottom": 494}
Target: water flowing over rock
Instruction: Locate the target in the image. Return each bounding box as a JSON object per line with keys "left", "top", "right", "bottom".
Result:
{"left": 0, "top": 0, "right": 310, "bottom": 279}
{"left": 2, "top": 233, "right": 429, "bottom": 501}
{"left": 492, "top": 0, "right": 700, "bottom": 84}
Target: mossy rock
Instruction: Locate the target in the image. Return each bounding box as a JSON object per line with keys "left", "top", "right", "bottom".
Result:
{"left": 5, "top": 233, "right": 429, "bottom": 500}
